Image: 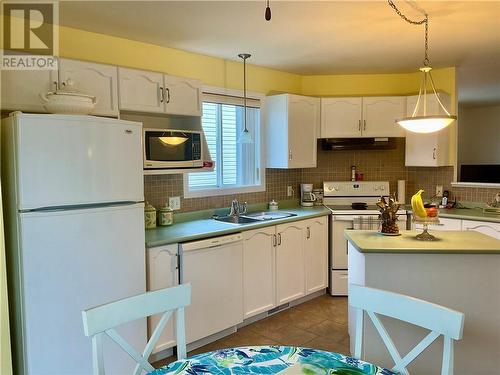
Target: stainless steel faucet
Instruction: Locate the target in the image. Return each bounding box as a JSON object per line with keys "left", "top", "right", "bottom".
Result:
{"left": 229, "top": 199, "right": 248, "bottom": 216}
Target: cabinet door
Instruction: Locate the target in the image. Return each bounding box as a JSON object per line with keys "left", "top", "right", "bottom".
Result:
{"left": 1, "top": 70, "right": 55, "bottom": 112}
{"left": 320, "top": 97, "right": 362, "bottom": 138}
{"left": 362, "top": 96, "right": 406, "bottom": 137}
{"left": 59, "top": 59, "right": 119, "bottom": 117}
{"left": 288, "top": 95, "right": 319, "bottom": 168}
{"left": 276, "top": 222, "right": 306, "bottom": 304}
{"left": 147, "top": 245, "right": 179, "bottom": 354}
{"left": 242, "top": 227, "right": 276, "bottom": 318}
{"left": 462, "top": 220, "right": 500, "bottom": 240}
{"left": 163, "top": 75, "right": 202, "bottom": 116}
{"left": 405, "top": 94, "right": 452, "bottom": 167}
{"left": 118, "top": 67, "right": 164, "bottom": 113}
{"left": 304, "top": 216, "right": 328, "bottom": 294}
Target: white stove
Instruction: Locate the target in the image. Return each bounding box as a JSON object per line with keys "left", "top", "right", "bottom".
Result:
{"left": 323, "top": 181, "right": 407, "bottom": 295}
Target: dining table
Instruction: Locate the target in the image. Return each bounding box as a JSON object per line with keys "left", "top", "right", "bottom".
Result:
{"left": 148, "top": 345, "right": 395, "bottom": 374}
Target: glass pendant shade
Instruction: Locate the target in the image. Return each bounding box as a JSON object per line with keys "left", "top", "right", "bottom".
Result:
{"left": 397, "top": 115, "right": 456, "bottom": 134}
{"left": 237, "top": 129, "right": 253, "bottom": 144}
{"left": 159, "top": 136, "right": 188, "bottom": 146}
{"left": 396, "top": 67, "right": 456, "bottom": 134}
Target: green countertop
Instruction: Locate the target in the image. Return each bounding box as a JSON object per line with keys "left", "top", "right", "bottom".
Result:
{"left": 345, "top": 230, "right": 500, "bottom": 254}
{"left": 146, "top": 206, "right": 331, "bottom": 247}
{"left": 438, "top": 207, "right": 500, "bottom": 223}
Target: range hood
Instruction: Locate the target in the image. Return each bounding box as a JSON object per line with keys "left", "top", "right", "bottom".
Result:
{"left": 321, "top": 137, "right": 397, "bottom": 151}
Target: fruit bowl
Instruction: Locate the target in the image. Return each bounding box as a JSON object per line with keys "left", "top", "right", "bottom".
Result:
{"left": 413, "top": 216, "right": 441, "bottom": 241}
{"left": 411, "top": 189, "right": 440, "bottom": 241}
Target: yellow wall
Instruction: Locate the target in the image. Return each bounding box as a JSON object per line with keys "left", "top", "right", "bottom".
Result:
{"left": 59, "top": 26, "right": 302, "bottom": 95}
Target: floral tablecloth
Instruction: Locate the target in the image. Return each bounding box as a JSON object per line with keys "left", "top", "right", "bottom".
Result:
{"left": 148, "top": 345, "right": 395, "bottom": 374}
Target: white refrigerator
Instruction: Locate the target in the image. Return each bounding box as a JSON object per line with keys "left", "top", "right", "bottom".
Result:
{"left": 1, "top": 113, "right": 147, "bottom": 374}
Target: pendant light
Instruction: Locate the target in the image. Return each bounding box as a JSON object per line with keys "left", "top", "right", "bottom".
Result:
{"left": 237, "top": 53, "right": 253, "bottom": 144}
{"left": 388, "top": 0, "right": 456, "bottom": 133}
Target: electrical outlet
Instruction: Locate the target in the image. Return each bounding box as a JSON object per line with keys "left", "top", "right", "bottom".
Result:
{"left": 287, "top": 186, "right": 294, "bottom": 197}
{"left": 169, "top": 196, "right": 181, "bottom": 210}
{"left": 436, "top": 185, "right": 443, "bottom": 197}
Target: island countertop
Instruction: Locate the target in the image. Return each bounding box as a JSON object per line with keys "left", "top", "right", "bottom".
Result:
{"left": 345, "top": 230, "right": 500, "bottom": 254}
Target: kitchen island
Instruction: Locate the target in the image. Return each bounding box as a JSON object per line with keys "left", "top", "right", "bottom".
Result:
{"left": 345, "top": 230, "right": 500, "bottom": 375}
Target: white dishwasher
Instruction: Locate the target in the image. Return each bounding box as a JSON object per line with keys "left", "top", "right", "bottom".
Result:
{"left": 180, "top": 233, "right": 244, "bottom": 344}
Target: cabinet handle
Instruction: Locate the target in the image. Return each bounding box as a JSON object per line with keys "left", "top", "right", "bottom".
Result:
{"left": 159, "top": 87, "right": 164, "bottom": 103}
{"left": 53, "top": 81, "right": 59, "bottom": 90}
{"left": 363, "top": 119, "right": 366, "bottom": 131}
{"left": 272, "top": 234, "right": 277, "bottom": 247}
{"left": 358, "top": 120, "right": 361, "bottom": 131}
{"left": 433, "top": 148, "right": 436, "bottom": 160}
{"left": 289, "top": 149, "right": 292, "bottom": 160}
{"left": 306, "top": 227, "right": 311, "bottom": 239}
{"left": 165, "top": 88, "right": 171, "bottom": 103}
{"left": 277, "top": 233, "right": 282, "bottom": 245}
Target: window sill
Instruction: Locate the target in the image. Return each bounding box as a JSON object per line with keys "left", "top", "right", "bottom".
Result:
{"left": 183, "top": 183, "right": 266, "bottom": 199}
{"left": 451, "top": 182, "right": 500, "bottom": 188}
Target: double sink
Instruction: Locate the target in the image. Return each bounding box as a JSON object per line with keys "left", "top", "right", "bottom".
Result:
{"left": 213, "top": 211, "right": 297, "bottom": 225}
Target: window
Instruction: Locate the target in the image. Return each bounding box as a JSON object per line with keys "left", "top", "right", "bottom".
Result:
{"left": 185, "top": 93, "right": 263, "bottom": 197}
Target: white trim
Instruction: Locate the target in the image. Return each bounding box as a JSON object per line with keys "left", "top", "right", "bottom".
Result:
{"left": 183, "top": 88, "right": 267, "bottom": 198}
{"left": 451, "top": 182, "right": 500, "bottom": 188}
{"left": 183, "top": 182, "right": 266, "bottom": 199}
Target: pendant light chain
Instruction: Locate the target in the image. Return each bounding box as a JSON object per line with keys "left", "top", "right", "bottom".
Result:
{"left": 238, "top": 53, "right": 251, "bottom": 138}
{"left": 388, "top": 0, "right": 429, "bottom": 66}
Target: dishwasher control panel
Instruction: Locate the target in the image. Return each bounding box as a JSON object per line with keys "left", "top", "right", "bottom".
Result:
{"left": 180, "top": 233, "right": 243, "bottom": 251}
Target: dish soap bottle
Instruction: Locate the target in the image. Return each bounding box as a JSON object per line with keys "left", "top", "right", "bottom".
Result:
{"left": 144, "top": 202, "right": 157, "bottom": 229}
{"left": 158, "top": 204, "right": 174, "bottom": 226}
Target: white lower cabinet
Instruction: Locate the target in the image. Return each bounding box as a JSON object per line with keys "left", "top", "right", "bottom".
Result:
{"left": 242, "top": 227, "right": 276, "bottom": 319}
{"left": 276, "top": 221, "right": 306, "bottom": 305}
{"left": 147, "top": 244, "right": 179, "bottom": 354}
{"left": 414, "top": 217, "right": 462, "bottom": 231}
{"left": 462, "top": 219, "right": 500, "bottom": 240}
{"left": 303, "top": 216, "right": 328, "bottom": 294}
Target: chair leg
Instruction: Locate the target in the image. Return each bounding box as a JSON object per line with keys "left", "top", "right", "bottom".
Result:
{"left": 92, "top": 333, "right": 105, "bottom": 375}
{"left": 441, "top": 337, "right": 454, "bottom": 375}
{"left": 176, "top": 307, "right": 187, "bottom": 360}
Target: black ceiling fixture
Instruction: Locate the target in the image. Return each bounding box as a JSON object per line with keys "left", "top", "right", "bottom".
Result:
{"left": 265, "top": 0, "right": 271, "bottom": 21}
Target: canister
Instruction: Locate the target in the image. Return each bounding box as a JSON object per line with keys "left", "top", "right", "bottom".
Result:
{"left": 313, "top": 189, "right": 323, "bottom": 206}
{"left": 158, "top": 204, "right": 174, "bottom": 226}
{"left": 269, "top": 200, "right": 279, "bottom": 211}
{"left": 144, "top": 202, "right": 157, "bottom": 229}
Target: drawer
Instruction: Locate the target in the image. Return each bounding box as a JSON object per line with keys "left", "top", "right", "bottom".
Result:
{"left": 330, "top": 270, "right": 348, "bottom": 296}
{"left": 462, "top": 219, "right": 500, "bottom": 240}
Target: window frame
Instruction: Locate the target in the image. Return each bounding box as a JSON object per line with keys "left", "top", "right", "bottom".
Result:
{"left": 183, "top": 86, "right": 266, "bottom": 199}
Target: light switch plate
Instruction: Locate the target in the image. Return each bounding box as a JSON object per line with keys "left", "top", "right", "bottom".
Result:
{"left": 169, "top": 196, "right": 181, "bottom": 210}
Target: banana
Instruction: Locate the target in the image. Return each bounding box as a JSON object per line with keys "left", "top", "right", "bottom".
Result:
{"left": 411, "top": 189, "right": 427, "bottom": 218}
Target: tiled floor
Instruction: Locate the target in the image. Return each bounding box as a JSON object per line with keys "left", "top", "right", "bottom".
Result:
{"left": 154, "top": 294, "right": 349, "bottom": 368}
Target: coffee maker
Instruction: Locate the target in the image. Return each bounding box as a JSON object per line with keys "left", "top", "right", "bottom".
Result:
{"left": 300, "top": 184, "right": 317, "bottom": 207}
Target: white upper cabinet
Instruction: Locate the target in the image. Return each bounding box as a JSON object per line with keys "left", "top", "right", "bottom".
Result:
{"left": 320, "top": 97, "right": 363, "bottom": 138}
{"left": 266, "top": 94, "right": 319, "bottom": 169}
{"left": 320, "top": 96, "right": 405, "bottom": 138}
{"left": 405, "top": 93, "right": 453, "bottom": 167}
{"left": 163, "top": 75, "right": 202, "bottom": 116}
{"left": 118, "top": 68, "right": 202, "bottom": 116}
{"left": 118, "top": 67, "right": 164, "bottom": 113}
{"left": 59, "top": 59, "right": 119, "bottom": 117}
{"left": 362, "top": 96, "right": 406, "bottom": 137}
{"left": 1, "top": 70, "right": 56, "bottom": 112}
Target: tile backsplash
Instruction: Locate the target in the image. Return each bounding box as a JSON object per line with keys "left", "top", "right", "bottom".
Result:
{"left": 145, "top": 139, "right": 498, "bottom": 212}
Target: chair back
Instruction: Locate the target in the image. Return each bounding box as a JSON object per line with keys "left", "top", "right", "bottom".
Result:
{"left": 82, "top": 283, "right": 191, "bottom": 375}
{"left": 349, "top": 284, "right": 464, "bottom": 375}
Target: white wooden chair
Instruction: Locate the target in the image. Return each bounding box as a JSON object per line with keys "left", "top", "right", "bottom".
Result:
{"left": 349, "top": 284, "right": 464, "bottom": 375}
{"left": 82, "top": 283, "right": 191, "bottom": 375}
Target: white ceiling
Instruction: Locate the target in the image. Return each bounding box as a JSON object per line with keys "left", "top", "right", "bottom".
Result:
{"left": 59, "top": 1, "right": 500, "bottom": 105}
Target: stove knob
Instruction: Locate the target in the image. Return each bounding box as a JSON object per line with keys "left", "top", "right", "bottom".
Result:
{"left": 374, "top": 186, "right": 379, "bottom": 191}
{"left": 327, "top": 185, "right": 334, "bottom": 191}
{"left": 380, "top": 185, "right": 386, "bottom": 191}
{"left": 334, "top": 186, "right": 339, "bottom": 191}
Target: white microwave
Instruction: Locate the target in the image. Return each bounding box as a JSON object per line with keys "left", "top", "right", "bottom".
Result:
{"left": 143, "top": 128, "right": 203, "bottom": 169}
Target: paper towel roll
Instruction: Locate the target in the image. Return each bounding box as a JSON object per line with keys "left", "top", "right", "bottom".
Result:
{"left": 398, "top": 180, "right": 406, "bottom": 204}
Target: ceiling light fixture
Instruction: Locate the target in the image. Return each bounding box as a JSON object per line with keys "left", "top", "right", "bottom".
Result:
{"left": 265, "top": 0, "right": 272, "bottom": 21}
{"left": 388, "top": 0, "right": 456, "bottom": 134}
{"left": 238, "top": 53, "right": 253, "bottom": 144}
